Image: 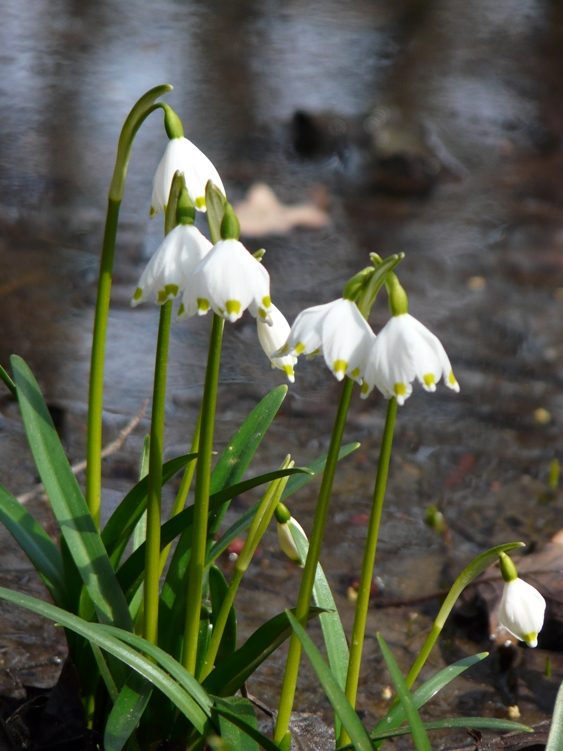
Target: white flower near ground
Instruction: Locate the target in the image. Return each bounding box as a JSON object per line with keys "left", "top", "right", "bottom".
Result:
{"left": 257, "top": 304, "right": 297, "bottom": 382}
{"left": 131, "top": 224, "right": 212, "bottom": 307}
{"left": 499, "top": 577, "right": 546, "bottom": 648}
{"left": 151, "top": 137, "right": 225, "bottom": 216}
{"left": 276, "top": 298, "right": 375, "bottom": 383}
{"left": 181, "top": 239, "right": 273, "bottom": 324}
{"left": 361, "top": 313, "right": 459, "bottom": 404}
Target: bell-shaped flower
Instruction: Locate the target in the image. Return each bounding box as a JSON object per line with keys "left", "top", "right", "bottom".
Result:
{"left": 276, "top": 298, "right": 375, "bottom": 383}
{"left": 497, "top": 552, "right": 546, "bottom": 648}
{"left": 180, "top": 238, "right": 273, "bottom": 324}
{"left": 361, "top": 313, "right": 459, "bottom": 404}
{"left": 499, "top": 577, "right": 546, "bottom": 648}
{"left": 131, "top": 223, "right": 212, "bottom": 307}
{"left": 277, "top": 519, "right": 305, "bottom": 565}
{"left": 257, "top": 304, "right": 297, "bottom": 383}
{"left": 151, "top": 137, "right": 226, "bottom": 216}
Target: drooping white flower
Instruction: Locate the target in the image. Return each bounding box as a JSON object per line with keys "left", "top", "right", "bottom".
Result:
{"left": 499, "top": 577, "right": 546, "bottom": 648}
{"left": 361, "top": 313, "right": 459, "bottom": 404}
{"left": 151, "top": 137, "right": 226, "bottom": 216}
{"left": 131, "top": 224, "right": 212, "bottom": 307}
{"left": 276, "top": 298, "right": 375, "bottom": 383}
{"left": 257, "top": 304, "right": 297, "bottom": 383}
{"left": 180, "top": 239, "right": 273, "bottom": 324}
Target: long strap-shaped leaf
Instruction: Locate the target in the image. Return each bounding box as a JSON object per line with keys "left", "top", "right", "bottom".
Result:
{"left": 0, "top": 483, "right": 68, "bottom": 607}
{"left": 376, "top": 633, "right": 431, "bottom": 751}
{"left": 12, "top": 356, "right": 132, "bottom": 630}
{"left": 285, "top": 610, "right": 373, "bottom": 751}
{"left": 203, "top": 608, "right": 324, "bottom": 698}
{"left": 0, "top": 586, "right": 211, "bottom": 734}
{"left": 118, "top": 468, "right": 307, "bottom": 600}
{"left": 102, "top": 453, "right": 198, "bottom": 567}
{"left": 547, "top": 680, "right": 563, "bottom": 751}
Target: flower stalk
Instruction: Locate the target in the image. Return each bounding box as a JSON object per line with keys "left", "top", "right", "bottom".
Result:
{"left": 338, "top": 397, "right": 397, "bottom": 748}
{"left": 86, "top": 84, "right": 172, "bottom": 527}
{"left": 274, "top": 376, "right": 354, "bottom": 745}
{"left": 182, "top": 312, "right": 224, "bottom": 674}
{"left": 142, "top": 173, "right": 183, "bottom": 645}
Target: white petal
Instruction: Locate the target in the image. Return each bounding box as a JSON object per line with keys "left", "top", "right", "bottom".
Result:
{"left": 132, "top": 224, "right": 212, "bottom": 307}
{"left": 277, "top": 521, "right": 303, "bottom": 563}
{"left": 191, "top": 239, "right": 271, "bottom": 323}
{"left": 277, "top": 301, "right": 337, "bottom": 358}
{"left": 258, "top": 305, "right": 297, "bottom": 382}
{"left": 499, "top": 578, "right": 546, "bottom": 647}
{"left": 321, "top": 299, "right": 375, "bottom": 382}
{"left": 151, "top": 137, "right": 225, "bottom": 216}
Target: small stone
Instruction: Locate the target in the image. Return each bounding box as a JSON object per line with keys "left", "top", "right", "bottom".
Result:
{"left": 507, "top": 705, "right": 520, "bottom": 720}
{"left": 534, "top": 408, "right": 551, "bottom": 425}
{"left": 467, "top": 276, "right": 486, "bottom": 290}
{"left": 381, "top": 686, "right": 393, "bottom": 700}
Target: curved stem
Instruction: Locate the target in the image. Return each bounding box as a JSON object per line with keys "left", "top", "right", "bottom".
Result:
{"left": 274, "top": 377, "right": 354, "bottom": 745}
{"left": 183, "top": 313, "right": 224, "bottom": 674}
{"left": 143, "top": 300, "right": 173, "bottom": 645}
{"left": 86, "top": 84, "right": 172, "bottom": 527}
{"left": 338, "top": 397, "right": 397, "bottom": 748}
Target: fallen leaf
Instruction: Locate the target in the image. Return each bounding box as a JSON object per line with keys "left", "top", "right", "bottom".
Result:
{"left": 234, "top": 183, "right": 330, "bottom": 237}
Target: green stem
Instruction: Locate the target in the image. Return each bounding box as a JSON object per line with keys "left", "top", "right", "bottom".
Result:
{"left": 274, "top": 377, "right": 354, "bottom": 745}
{"left": 143, "top": 300, "right": 173, "bottom": 645}
{"left": 183, "top": 313, "right": 224, "bottom": 673}
{"left": 199, "top": 567, "right": 243, "bottom": 681}
{"left": 338, "top": 397, "right": 397, "bottom": 748}
{"left": 85, "top": 84, "right": 172, "bottom": 527}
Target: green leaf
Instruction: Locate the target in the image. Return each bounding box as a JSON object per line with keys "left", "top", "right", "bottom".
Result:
{"left": 374, "top": 653, "right": 489, "bottom": 738}
{"left": 102, "top": 453, "right": 197, "bottom": 567}
{"left": 376, "top": 633, "right": 431, "bottom": 751}
{"left": 97, "top": 626, "right": 214, "bottom": 715}
{"left": 0, "top": 483, "right": 68, "bottom": 607}
{"left": 285, "top": 610, "right": 373, "bottom": 751}
{"left": 546, "top": 680, "right": 563, "bottom": 751}
{"left": 0, "top": 586, "right": 211, "bottom": 734}
{"left": 11, "top": 356, "right": 132, "bottom": 631}
{"left": 118, "top": 468, "right": 306, "bottom": 602}
{"left": 209, "top": 566, "right": 237, "bottom": 664}
{"left": 207, "top": 385, "right": 288, "bottom": 537}
{"left": 203, "top": 608, "right": 324, "bottom": 697}
{"left": 206, "top": 444, "right": 359, "bottom": 570}
{"left": 212, "top": 703, "right": 280, "bottom": 751}
{"left": 104, "top": 672, "right": 152, "bottom": 751}
{"left": 91, "top": 644, "right": 119, "bottom": 703}
{"left": 289, "top": 519, "right": 348, "bottom": 737}
{"left": 0, "top": 363, "right": 16, "bottom": 397}
{"left": 370, "top": 717, "right": 532, "bottom": 741}
{"left": 214, "top": 696, "right": 259, "bottom": 751}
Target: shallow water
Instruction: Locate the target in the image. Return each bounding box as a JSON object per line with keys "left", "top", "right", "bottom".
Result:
{"left": 1, "top": 1, "right": 563, "bottom": 746}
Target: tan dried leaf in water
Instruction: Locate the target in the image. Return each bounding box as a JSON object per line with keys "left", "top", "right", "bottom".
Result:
{"left": 234, "top": 183, "right": 330, "bottom": 237}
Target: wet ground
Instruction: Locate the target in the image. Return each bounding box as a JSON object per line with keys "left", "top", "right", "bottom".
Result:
{"left": 1, "top": 1, "right": 563, "bottom": 748}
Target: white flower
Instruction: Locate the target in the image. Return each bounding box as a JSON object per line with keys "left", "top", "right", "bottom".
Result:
{"left": 276, "top": 298, "right": 375, "bottom": 383}
{"left": 131, "top": 224, "right": 212, "bottom": 307}
{"left": 499, "top": 578, "right": 546, "bottom": 648}
{"left": 277, "top": 518, "right": 306, "bottom": 565}
{"left": 257, "top": 304, "right": 297, "bottom": 383}
{"left": 150, "top": 137, "right": 226, "bottom": 216}
{"left": 361, "top": 313, "right": 459, "bottom": 404}
{"left": 181, "top": 239, "right": 273, "bottom": 324}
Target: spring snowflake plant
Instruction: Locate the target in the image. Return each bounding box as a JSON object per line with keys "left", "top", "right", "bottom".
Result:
{"left": 0, "top": 86, "right": 543, "bottom": 751}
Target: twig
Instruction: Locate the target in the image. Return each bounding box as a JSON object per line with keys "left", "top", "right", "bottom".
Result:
{"left": 17, "top": 400, "right": 148, "bottom": 505}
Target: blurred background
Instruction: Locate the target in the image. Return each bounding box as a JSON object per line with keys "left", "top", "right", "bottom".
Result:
{"left": 1, "top": 0, "right": 563, "bottom": 743}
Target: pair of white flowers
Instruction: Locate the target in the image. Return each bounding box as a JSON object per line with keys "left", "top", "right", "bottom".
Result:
{"left": 276, "top": 297, "right": 459, "bottom": 405}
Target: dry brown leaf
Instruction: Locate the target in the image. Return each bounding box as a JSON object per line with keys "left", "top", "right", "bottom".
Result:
{"left": 234, "top": 183, "right": 330, "bottom": 237}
